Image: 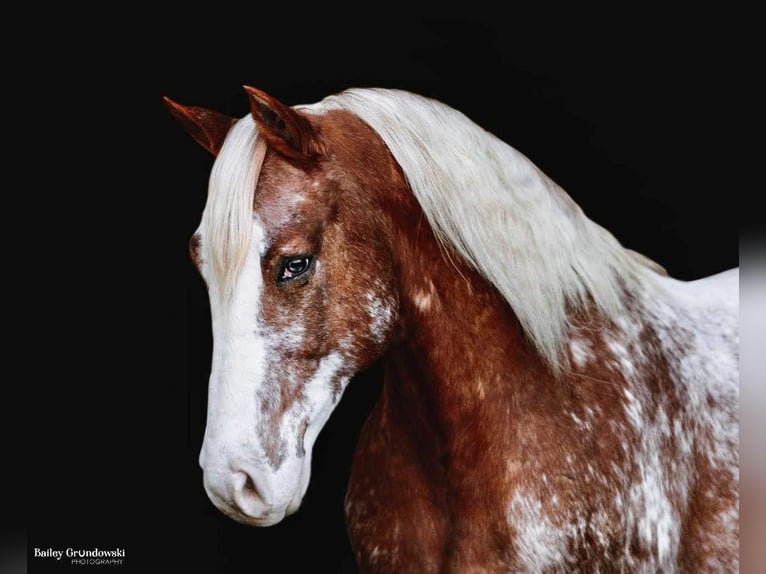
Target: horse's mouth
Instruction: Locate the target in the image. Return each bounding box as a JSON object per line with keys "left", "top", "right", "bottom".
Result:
{"left": 239, "top": 509, "right": 287, "bottom": 527}
{"left": 204, "top": 479, "right": 305, "bottom": 527}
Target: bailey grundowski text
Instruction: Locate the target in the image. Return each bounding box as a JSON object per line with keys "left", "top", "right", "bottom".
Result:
{"left": 34, "top": 547, "right": 126, "bottom": 561}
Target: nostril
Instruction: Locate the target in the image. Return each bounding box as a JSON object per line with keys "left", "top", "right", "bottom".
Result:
{"left": 241, "top": 473, "right": 259, "bottom": 498}
{"left": 232, "top": 468, "right": 273, "bottom": 508}
{"left": 202, "top": 462, "right": 282, "bottom": 523}
{"left": 202, "top": 464, "right": 290, "bottom": 525}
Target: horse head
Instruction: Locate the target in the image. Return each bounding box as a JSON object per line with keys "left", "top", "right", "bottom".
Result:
{"left": 166, "top": 87, "right": 402, "bottom": 525}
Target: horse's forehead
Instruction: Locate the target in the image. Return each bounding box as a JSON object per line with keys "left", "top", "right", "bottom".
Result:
{"left": 256, "top": 153, "right": 312, "bottom": 203}
{"left": 253, "top": 155, "right": 329, "bottom": 238}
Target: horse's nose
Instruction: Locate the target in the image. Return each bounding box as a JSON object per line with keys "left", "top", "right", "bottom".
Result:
{"left": 230, "top": 467, "right": 274, "bottom": 514}
{"left": 202, "top": 464, "right": 275, "bottom": 521}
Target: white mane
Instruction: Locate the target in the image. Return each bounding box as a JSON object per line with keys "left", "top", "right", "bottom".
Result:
{"left": 307, "top": 89, "right": 657, "bottom": 369}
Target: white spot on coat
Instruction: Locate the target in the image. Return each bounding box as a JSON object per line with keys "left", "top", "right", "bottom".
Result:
{"left": 365, "top": 291, "right": 394, "bottom": 344}
{"left": 411, "top": 279, "right": 437, "bottom": 313}
{"left": 509, "top": 492, "right": 567, "bottom": 571}
{"left": 569, "top": 337, "right": 594, "bottom": 368}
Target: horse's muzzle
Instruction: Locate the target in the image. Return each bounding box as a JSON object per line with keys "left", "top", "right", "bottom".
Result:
{"left": 201, "top": 464, "right": 296, "bottom": 526}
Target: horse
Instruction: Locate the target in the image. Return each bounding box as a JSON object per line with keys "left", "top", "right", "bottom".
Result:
{"left": 165, "top": 86, "right": 739, "bottom": 573}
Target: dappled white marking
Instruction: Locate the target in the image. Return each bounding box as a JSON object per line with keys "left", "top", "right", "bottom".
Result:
{"left": 412, "top": 291, "right": 432, "bottom": 312}
{"left": 410, "top": 279, "right": 437, "bottom": 313}
{"left": 623, "top": 389, "right": 644, "bottom": 431}
{"left": 607, "top": 337, "right": 637, "bottom": 378}
{"left": 569, "top": 337, "right": 594, "bottom": 368}
{"left": 501, "top": 270, "right": 737, "bottom": 570}
{"left": 649, "top": 271, "right": 739, "bottom": 475}
{"left": 569, "top": 411, "right": 591, "bottom": 431}
{"left": 365, "top": 291, "right": 394, "bottom": 343}
{"left": 509, "top": 492, "right": 567, "bottom": 571}
{"left": 625, "top": 429, "right": 679, "bottom": 567}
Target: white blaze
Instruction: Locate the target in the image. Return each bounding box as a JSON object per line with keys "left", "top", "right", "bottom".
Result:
{"left": 200, "top": 218, "right": 269, "bottom": 472}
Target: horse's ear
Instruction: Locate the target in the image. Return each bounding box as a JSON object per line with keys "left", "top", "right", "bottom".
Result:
{"left": 162, "top": 96, "right": 236, "bottom": 156}
{"left": 243, "top": 86, "right": 321, "bottom": 161}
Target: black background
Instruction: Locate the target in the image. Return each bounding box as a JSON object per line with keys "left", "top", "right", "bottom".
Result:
{"left": 23, "top": 10, "right": 745, "bottom": 574}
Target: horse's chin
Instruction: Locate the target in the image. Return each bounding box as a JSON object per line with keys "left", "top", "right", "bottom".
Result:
{"left": 239, "top": 510, "right": 287, "bottom": 527}
{"left": 215, "top": 500, "right": 295, "bottom": 528}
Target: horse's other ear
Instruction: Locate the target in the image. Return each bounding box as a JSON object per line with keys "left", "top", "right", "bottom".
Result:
{"left": 163, "top": 97, "right": 236, "bottom": 156}
{"left": 243, "top": 86, "right": 321, "bottom": 161}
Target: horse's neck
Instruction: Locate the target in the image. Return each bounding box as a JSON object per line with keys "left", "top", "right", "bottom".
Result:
{"left": 380, "top": 209, "right": 554, "bottom": 471}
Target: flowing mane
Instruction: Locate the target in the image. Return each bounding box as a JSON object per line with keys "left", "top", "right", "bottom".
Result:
{"left": 308, "top": 88, "right": 656, "bottom": 368}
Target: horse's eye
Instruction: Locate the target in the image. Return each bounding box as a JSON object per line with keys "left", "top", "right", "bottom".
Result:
{"left": 277, "top": 256, "right": 313, "bottom": 283}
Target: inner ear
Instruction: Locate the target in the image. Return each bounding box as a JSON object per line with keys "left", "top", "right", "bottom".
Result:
{"left": 253, "top": 101, "right": 292, "bottom": 146}
{"left": 243, "top": 86, "right": 322, "bottom": 161}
